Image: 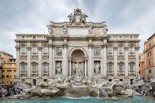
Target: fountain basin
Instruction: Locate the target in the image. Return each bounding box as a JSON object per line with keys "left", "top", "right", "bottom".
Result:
{"left": 66, "top": 82, "right": 90, "bottom": 98}
{"left": 0, "top": 96, "right": 155, "bottom": 103}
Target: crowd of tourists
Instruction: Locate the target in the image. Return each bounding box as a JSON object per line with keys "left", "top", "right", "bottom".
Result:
{"left": 133, "top": 83, "right": 155, "bottom": 96}
{"left": 0, "top": 85, "right": 22, "bottom": 97}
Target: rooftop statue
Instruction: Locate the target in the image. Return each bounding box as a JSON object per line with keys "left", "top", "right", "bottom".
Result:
{"left": 68, "top": 8, "right": 88, "bottom": 25}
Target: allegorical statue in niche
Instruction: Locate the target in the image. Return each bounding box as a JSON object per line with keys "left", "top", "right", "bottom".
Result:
{"left": 56, "top": 47, "right": 62, "bottom": 56}
{"left": 56, "top": 63, "right": 62, "bottom": 75}
{"left": 74, "top": 62, "right": 82, "bottom": 76}
{"left": 94, "top": 62, "right": 100, "bottom": 74}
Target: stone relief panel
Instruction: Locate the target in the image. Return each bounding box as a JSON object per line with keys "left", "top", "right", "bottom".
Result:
{"left": 53, "top": 28, "right": 63, "bottom": 35}
{"left": 93, "top": 28, "right": 102, "bottom": 36}
{"left": 68, "top": 27, "right": 89, "bottom": 36}
{"left": 55, "top": 47, "right": 62, "bottom": 56}
{"left": 94, "top": 47, "right": 100, "bottom": 56}
{"left": 56, "top": 61, "right": 62, "bottom": 75}
{"left": 94, "top": 61, "right": 100, "bottom": 74}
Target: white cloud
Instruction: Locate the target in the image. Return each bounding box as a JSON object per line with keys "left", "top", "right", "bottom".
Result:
{"left": 0, "top": 0, "right": 155, "bottom": 56}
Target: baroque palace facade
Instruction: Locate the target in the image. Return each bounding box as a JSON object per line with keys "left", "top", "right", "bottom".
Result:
{"left": 15, "top": 9, "right": 140, "bottom": 85}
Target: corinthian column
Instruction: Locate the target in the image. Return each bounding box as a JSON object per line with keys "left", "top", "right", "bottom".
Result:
{"left": 15, "top": 46, "right": 20, "bottom": 78}
{"left": 124, "top": 47, "right": 129, "bottom": 76}
{"left": 135, "top": 47, "right": 140, "bottom": 77}
{"left": 87, "top": 36, "right": 94, "bottom": 77}
{"left": 62, "top": 35, "right": 68, "bottom": 76}
{"left": 113, "top": 47, "right": 118, "bottom": 76}
{"left": 27, "top": 44, "right": 31, "bottom": 77}
{"left": 49, "top": 44, "right": 53, "bottom": 76}
{"left": 38, "top": 46, "right": 42, "bottom": 76}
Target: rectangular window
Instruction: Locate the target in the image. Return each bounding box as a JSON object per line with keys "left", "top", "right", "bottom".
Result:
{"left": 43, "top": 47, "right": 48, "bottom": 54}
{"left": 130, "top": 65, "right": 134, "bottom": 71}
{"left": 107, "top": 47, "right": 112, "bottom": 54}
{"left": 43, "top": 64, "right": 48, "bottom": 71}
{"left": 108, "top": 64, "right": 112, "bottom": 71}
{"left": 7, "top": 70, "right": 12, "bottom": 72}
{"left": 148, "top": 51, "right": 151, "bottom": 57}
{"left": 21, "top": 64, "right": 26, "bottom": 71}
{"left": 129, "top": 47, "right": 134, "bottom": 54}
{"left": 148, "top": 60, "right": 151, "bottom": 66}
{"left": 6, "top": 75, "right": 9, "bottom": 78}
{"left": 32, "top": 47, "right": 37, "bottom": 54}
{"left": 20, "top": 47, "right": 27, "bottom": 54}
{"left": 149, "top": 69, "right": 152, "bottom": 73}
{"left": 118, "top": 47, "right": 123, "bottom": 54}
{"left": 119, "top": 65, "right": 123, "bottom": 71}
{"left": 32, "top": 64, "right": 37, "bottom": 71}
{"left": 2, "top": 75, "right": 4, "bottom": 78}
{"left": 149, "top": 42, "right": 151, "bottom": 48}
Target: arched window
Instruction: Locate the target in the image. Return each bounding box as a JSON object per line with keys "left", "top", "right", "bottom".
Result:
{"left": 118, "top": 62, "right": 124, "bottom": 72}
{"left": 31, "top": 62, "right": 37, "bottom": 71}
{"left": 20, "top": 62, "right": 27, "bottom": 71}
{"left": 129, "top": 62, "right": 135, "bottom": 71}
{"left": 107, "top": 63, "right": 113, "bottom": 72}
{"left": 42, "top": 62, "right": 49, "bottom": 71}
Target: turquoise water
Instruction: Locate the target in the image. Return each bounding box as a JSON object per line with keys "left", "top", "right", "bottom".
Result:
{"left": 0, "top": 96, "right": 155, "bottom": 103}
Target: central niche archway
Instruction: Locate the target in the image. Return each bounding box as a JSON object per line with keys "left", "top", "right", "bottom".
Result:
{"left": 71, "top": 50, "right": 85, "bottom": 61}
{"left": 69, "top": 49, "right": 88, "bottom": 77}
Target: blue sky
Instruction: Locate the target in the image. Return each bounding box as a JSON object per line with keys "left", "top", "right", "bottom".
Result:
{"left": 0, "top": 0, "right": 155, "bottom": 57}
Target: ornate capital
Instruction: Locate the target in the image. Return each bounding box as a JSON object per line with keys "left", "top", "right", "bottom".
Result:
{"left": 48, "top": 44, "right": 53, "bottom": 48}
{"left": 15, "top": 46, "right": 20, "bottom": 50}
{"left": 124, "top": 46, "right": 129, "bottom": 51}
{"left": 102, "top": 43, "right": 107, "bottom": 48}
{"left": 113, "top": 46, "right": 118, "bottom": 50}
{"left": 26, "top": 46, "right": 31, "bottom": 50}
{"left": 38, "top": 46, "right": 42, "bottom": 50}
{"left": 88, "top": 43, "right": 93, "bottom": 48}
{"left": 135, "top": 46, "right": 140, "bottom": 51}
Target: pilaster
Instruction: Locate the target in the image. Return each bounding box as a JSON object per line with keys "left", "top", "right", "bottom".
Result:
{"left": 87, "top": 37, "right": 94, "bottom": 77}
{"left": 135, "top": 46, "right": 140, "bottom": 76}
{"left": 124, "top": 46, "right": 129, "bottom": 76}
{"left": 62, "top": 35, "right": 68, "bottom": 76}
{"left": 26, "top": 45, "right": 31, "bottom": 76}
{"left": 101, "top": 44, "right": 107, "bottom": 76}
{"left": 48, "top": 44, "right": 53, "bottom": 76}
{"left": 38, "top": 46, "right": 42, "bottom": 76}
{"left": 113, "top": 47, "right": 118, "bottom": 76}
{"left": 15, "top": 46, "right": 20, "bottom": 77}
